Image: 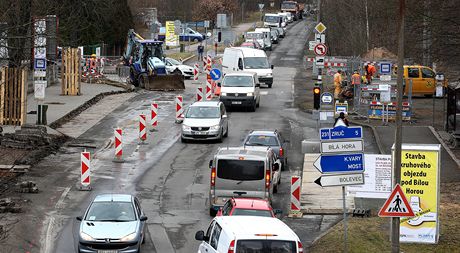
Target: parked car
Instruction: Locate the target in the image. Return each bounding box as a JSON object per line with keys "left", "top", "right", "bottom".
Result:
{"left": 254, "top": 28, "right": 273, "bottom": 51}
{"left": 76, "top": 194, "right": 148, "bottom": 253}
{"left": 240, "top": 41, "right": 263, "bottom": 50}
{"left": 275, "top": 27, "right": 286, "bottom": 38}
{"left": 244, "top": 130, "right": 289, "bottom": 170}
{"left": 164, "top": 57, "right": 194, "bottom": 78}
{"left": 271, "top": 29, "right": 280, "bottom": 44}
{"left": 158, "top": 27, "right": 204, "bottom": 42}
{"left": 181, "top": 101, "right": 228, "bottom": 143}
{"left": 195, "top": 216, "right": 304, "bottom": 253}
{"left": 216, "top": 197, "right": 281, "bottom": 217}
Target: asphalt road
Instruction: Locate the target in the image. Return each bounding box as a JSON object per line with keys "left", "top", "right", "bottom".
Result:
{"left": 21, "top": 17, "right": 354, "bottom": 253}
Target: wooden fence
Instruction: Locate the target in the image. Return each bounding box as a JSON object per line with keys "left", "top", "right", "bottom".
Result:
{"left": 61, "top": 48, "right": 81, "bottom": 95}
{"left": 0, "top": 67, "right": 28, "bottom": 126}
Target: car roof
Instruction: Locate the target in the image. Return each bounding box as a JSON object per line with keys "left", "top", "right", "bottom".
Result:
{"left": 215, "top": 216, "right": 299, "bottom": 240}
{"left": 224, "top": 72, "right": 256, "bottom": 77}
{"left": 190, "top": 101, "right": 221, "bottom": 107}
{"left": 217, "top": 147, "right": 269, "bottom": 159}
{"left": 93, "top": 194, "right": 133, "bottom": 202}
{"left": 232, "top": 198, "right": 272, "bottom": 210}
{"left": 248, "top": 130, "right": 278, "bottom": 136}
{"left": 229, "top": 47, "right": 267, "bottom": 57}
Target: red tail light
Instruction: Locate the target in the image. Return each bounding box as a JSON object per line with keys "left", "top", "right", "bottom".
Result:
{"left": 228, "top": 240, "right": 235, "bottom": 253}
{"left": 265, "top": 170, "right": 270, "bottom": 189}
{"left": 279, "top": 148, "right": 284, "bottom": 157}
{"left": 297, "top": 241, "right": 303, "bottom": 252}
{"left": 211, "top": 167, "right": 216, "bottom": 186}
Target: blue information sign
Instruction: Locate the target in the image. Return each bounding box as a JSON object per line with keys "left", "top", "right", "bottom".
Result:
{"left": 210, "top": 68, "right": 221, "bottom": 80}
{"left": 314, "top": 153, "right": 364, "bottom": 174}
{"left": 320, "top": 126, "right": 363, "bottom": 140}
{"left": 379, "top": 62, "right": 392, "bottom": 75}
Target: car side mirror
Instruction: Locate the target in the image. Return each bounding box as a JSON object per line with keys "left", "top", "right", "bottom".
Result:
{"left": 274, "top": 209, "right": 283, "bottom": 215}
{"left": 209, "top": 160, "right": 213, "bottom": 168}
{"left": 217, "top": 82, "right": 221, "bottom": 87}
{"left": 195, "top": 230, "right": 205, "bottom": 241}
{"left": 271, "top": 65, "right": 274, "bottom": 69}
{"left": 273, "top": 163, "right": 280, "bottom": 171}
{"left": 140, "top": 216, "right": 148, "bottom": 221}
{"left": 255, "top": 83, "right": 260, "bottom": 87}
{"left": 76, "top": 216, "right": 82, "bottom": 221}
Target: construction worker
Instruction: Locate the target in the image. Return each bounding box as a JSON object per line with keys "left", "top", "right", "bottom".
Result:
{"left": 365, "top": 63, "right": 376, "bottom": 84}
{"left": 89, "top": 54, "right": 97, "bottom": 74}
{"left": 351, "top": 70, "right": 361, "bottom": 100}
{"left": 334, "top": 70, "right": 343, "bottom": 99}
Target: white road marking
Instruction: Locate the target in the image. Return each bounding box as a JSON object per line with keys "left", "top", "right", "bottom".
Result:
{"left": 54, "top": 187, "right": 71, "bottom": 209}
{"left": 42, "top": 215, "right": 55, "bottom": 253}
{"left": 260, "top": 91, "right": 269, "bottom": 95}
{"left": 148, "top": 224, "right": 176, "bottom": 253}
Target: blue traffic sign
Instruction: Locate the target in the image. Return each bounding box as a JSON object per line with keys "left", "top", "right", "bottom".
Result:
{"left": 379, "top": 62, "right": 392, "bottom": 75}
{"left": 34, "top": 58, "right": 47, "bottom": 70}
{"left": 210, "top": 68, "right": 221, "bottom": 80}
{"left": 314, "top": 153, "right": 364, "bottom": 174}
{"left": 320, "top": 126, "right": 363, "bottom": 140}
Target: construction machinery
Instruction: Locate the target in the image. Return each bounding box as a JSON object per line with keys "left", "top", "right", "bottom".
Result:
{"left": 122, "top": 29, "right": 185, "bottom": 90}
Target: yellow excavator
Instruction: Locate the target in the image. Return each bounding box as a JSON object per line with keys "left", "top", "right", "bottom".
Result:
{"left": 122, "top": 29, "right": 185, "bottom": 90}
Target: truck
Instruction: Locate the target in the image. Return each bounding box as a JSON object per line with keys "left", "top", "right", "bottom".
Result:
{"left": 122, "top": 29, "right": 185, "bottom": 90}
{"left": 281, "top": 1, "right": 304, "bottom": 20}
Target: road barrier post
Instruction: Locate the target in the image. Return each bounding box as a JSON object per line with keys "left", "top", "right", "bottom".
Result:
{"left": 197, "top": 87, "right": 204, "bottom": 102}
{"left": 139, "top": 114, "right": 147, "bottom": 144}
{"left": 113, "top": 128, "right": 124, "bottom": 163}
{"left": 193, "top": 63, "right": 199, "bottom": 81}
{"left": 289, "top": 176, "right": 302, "bottom": 217}
{"left": 206, "top": 75, "right": 212, "bottom": 100}
{"left": 80, "top": 150, "right": 91, "bottom": 190}
{"left": 150, "top": 102, "right": 158, "bottom": 132}
{"left": 175, "top": 95, "right": 184, "bottom": 123}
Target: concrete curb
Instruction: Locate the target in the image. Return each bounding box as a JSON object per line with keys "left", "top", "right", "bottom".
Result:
{"left": 182, "top": 54, "right": 196, "bottom": 63}
{"left": 428, "top": 126, "right": 460, "bottom": 168}
{"left": 307, "top": 218, "right": 343, "bottom": 248}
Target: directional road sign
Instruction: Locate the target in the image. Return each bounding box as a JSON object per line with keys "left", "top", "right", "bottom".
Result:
{"left": 320, "top": 140, "right": 363, "bottom": 154}
{"left": 320, "top": 126, "right": 363, "bottom": 140}
{"left": 314, "top": 173, "right": 364, "bottom": 187}
{"left": 378, "top": 184, "right": 415, "bottom": 217}
{"left": 314, "top": 153, "right": 364, "bottom": 174}
{"left": 210, "top": 68, "right": 221, "bottom": 80}
{"left": 314, "top": 43, "right": 327, "bottom": 56}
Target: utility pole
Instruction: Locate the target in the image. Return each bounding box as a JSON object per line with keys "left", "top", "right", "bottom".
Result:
{"left": 392, "top": 0, "right": 405, "bottom": 252}
{"left": 317, "top": 0, "right": 321, "bottom": 22}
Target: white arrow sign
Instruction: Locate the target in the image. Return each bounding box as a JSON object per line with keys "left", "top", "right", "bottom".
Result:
{"left": 321, "top": 140, "right": 363, "bottom": 153}
{"left": 314, "top": 173, "right": 365, "bottom": 187}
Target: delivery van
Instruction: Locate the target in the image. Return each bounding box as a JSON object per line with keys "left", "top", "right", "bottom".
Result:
{"left": 244, "top": 31, "right": 267, "bottom": 50}
{"left": 393, "top": 65, "right": 436, "bottom": 96}
{"left": 195, "top": 216, "right": 304, "bottom": 253}
{"left": 219, "top": 72, "right": 260, "bottom": 111}
{"left": 208, "top": 147, "right": 280, "bottom": 216}
{"left": 255, "top": 27, "right": 273, "bottom": 50}
{"left": 222, "top": 47, "right": 274, "bottom": 87}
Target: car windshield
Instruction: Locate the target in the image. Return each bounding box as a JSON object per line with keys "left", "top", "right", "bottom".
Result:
{"left": 232, "top": 208, "right": 273, "bottom": 217}
{"left": 167, "top": 58, "right": 181, "bottom": 65}
{"left": 281, "top": 2, "right": 296, "bottom": 9}
{"left": 186, "top": 106, "right": 220, "bottom": 118}
{"left": 223, "top": 76, "right": 254, "bottom": 87}
{"left": 245, "top": 135, "right": 279, "bottom": 146}
{"left": 85, "top": 202, "right": 136, "bottom": 222}
{"left": 244, "top": 57, "right": 270, "bottom": 69}
{"left": 236, "top": 240, "right": 296, "bottom": 253}
{"left": 264, "top": 16, "right": 280, "bottom": 23}
{"left": 246, "top": 33, "right": 263, "bottom": 40}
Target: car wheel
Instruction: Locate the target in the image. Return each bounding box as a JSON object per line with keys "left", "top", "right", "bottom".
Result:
{"left": 250, "top": 102, "right": 256, "bottom": 112}
{"left": 223, "top": 126, "right": 228, "bottom": 137}
{"left": 268, "top": 83, "right": 273, "bottom": 88}
{"left": 193, "top": 38, "right": 199, "bottom": 43}
{"left": 181, "top": 137, "right": 187, "bottom": 143}
{"left": 173, "top": 69, "right": 182, "bottom": 75}
{"left": 273, "top": 183, "right": 278, "bottom": 193}
{"left": 138, "top": 75, "right": 147, "bottom": 88}
{"left": 256, "top": 100, "right": 260, "bottom": 108}
{"left": 210, "top": 207, "right": 217, "bottom": 216}
{"left": 217, "top": 129, "right": 223, "bottom": 143}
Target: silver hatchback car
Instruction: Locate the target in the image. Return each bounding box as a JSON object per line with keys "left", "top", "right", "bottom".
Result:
{"left": 76, "top": 194, "right": 147, "bottom": 253}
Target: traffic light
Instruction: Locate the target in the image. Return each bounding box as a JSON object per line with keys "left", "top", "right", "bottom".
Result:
{"left": 218, "top": 32, "right": 222, "bottom": 42}
{"left": 313, "top": 86, "right": 321, "bottom": 110}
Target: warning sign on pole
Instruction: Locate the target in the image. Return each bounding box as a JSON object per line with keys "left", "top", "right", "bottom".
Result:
{"left": 378, "top": 184, "right": 414, "bottom": 217}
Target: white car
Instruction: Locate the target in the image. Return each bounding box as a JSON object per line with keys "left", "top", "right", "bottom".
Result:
{"left": 164, "top": 57, "right": 194, "bottom": 78}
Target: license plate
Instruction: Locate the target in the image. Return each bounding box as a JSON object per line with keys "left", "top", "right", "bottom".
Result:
{"left": 193, "top": 131, "right": 206, "bottom": 135}
{"left": 232, "top": 101, "right": 242, "bottom": 105}
{"left": 98, "top": 251, "right": 117, "bottom": 253}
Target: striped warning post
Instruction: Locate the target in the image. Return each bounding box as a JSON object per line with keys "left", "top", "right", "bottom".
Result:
{"left": 80, "top": 151, "right": 91, "bottom": 190}
{"left": 175, "top": 95, "right": 184, "bottom": 123}
{"left": 139, "top": 114, "right": 147, "bottom": 144}
{"left": 150, "top": 102, "right": 158, "bottom": 131}
{"left": 289, "top": 176, "right": 302, "bottom": 217}
{"left": 206, "top": 74, "right": 212, "bottom": 100}
{"left": 196, "top": 87, "right": 204, "bottom": 102}
{"left": 193, "top": 63, "right": 199, "bottom": 81}
{"left": 206, "top": 55, "right": 212, "bottom": 72}
{"left": 113, "top": 128, "right": 124, "bottom": 162}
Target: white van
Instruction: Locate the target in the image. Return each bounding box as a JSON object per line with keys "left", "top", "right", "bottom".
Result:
{"left": 195, "top": 216, "right": 304, "bottom": 253}
{"left": 263, "top": 13, "right": 285, "bottom": 28}
{"left": 208, "top": 147, "right": 280, "bottom": 216}
{"left": 254, "top": 28, "right": 273, "bottom": 51}
{"left": 244, "top": 31, "right": 266, "bottom": 50}
{"left": 222, "top": 47, "right": 274, "bottom": 88}
{"left": 219, "top": 72, "right": 260, "bottom": 111}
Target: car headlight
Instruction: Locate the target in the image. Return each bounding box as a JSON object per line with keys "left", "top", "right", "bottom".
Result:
{"left": 221, "top": 92, "right": 227, "bottom": 96}
{"left": 182, "top": 124, "right": 191, "bottom": 131}
{"left": 120, "top": 232, "right": 137, "bottom": 242}
{"left": 210, "top": 125, "right": 220, "bottom": 131}
{"left": 80, "top": 231, "right": 96, "bottom": 242}
{"left": 247, "top": 92, "right": 254, "bottom": 96}
{"left": 267, "top": 73, "right": 273, "bottom": 76}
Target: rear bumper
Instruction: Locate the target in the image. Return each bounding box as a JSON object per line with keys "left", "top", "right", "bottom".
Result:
{"left": 259, "top": 77, "right": 273, "bottom": 85}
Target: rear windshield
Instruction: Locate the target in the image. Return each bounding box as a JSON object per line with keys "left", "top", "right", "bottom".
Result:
{"left": 217, "top": 159, "right": 264, "bottom": 181}
{"left": 264, "top": 16, "right": 280, "bottom": 23}
{"left": 245, "top": 135, "right": 279, "bottom": 146}
{"left": 232, "top": 208, "right": 273, "bottom": 217}
{"left": 236, "top": 240, "right": 296, "bottom": 253}
{"left": 246, "top": 33, "right": 263, "bottom": 40}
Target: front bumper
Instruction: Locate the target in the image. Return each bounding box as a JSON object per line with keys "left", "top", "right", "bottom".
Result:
{"left": 259, "top": 76, "right": 273, "bottom": 85}
{"left": 220, "top": 96, "right": 255, "bottom": 108}
{"left": 78, "top": 240, "right": 140, "bottom": 253}
{"left": 181, "top": 129, "right": 221, "bottom": 140}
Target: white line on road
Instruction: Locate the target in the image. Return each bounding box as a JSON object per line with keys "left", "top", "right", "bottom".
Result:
{"left": 42, "top": 215, "right": 55, "bottom": 253}
{"left": 148, "top": 223, "right": 175, "bottom": 253}
{"left": 260, "top": 91, "right": 268, "bottom": 95}
{"left": 55, "top": 187, "right": 71, "bottom": 209}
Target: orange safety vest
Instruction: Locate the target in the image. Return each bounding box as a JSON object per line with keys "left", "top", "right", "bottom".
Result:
{"left": 334, "top": 73, "right": 343, "bottom": 85}
{"left": 90, "top": 58, "right": 97, "bottom": 70}
{"left": 352, "top": 73, "right": 361, "bottom": 85}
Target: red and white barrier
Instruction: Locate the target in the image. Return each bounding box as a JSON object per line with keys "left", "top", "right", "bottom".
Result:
{"left": 206, "top": 74, "right": 212, "bottom": 100}
{"left": 369, "top": 101, "right": 410, "bottom": 106}
{"left": 114, "top": 128, "right": 123, "bottom": 162}
{"left": 139, "top": 114, "right": 147, "bottom": 143}
{"left": 193, "top": 63, "right": 199, "bottom": 81}
{"left": 150, "top": 102, "right": 158, "bottom": 131}
{"left": 175, "top": 95, "right": 184, "bottom": 122}
{"left": 290, "top": 176, "right": 301, "bottom": 212}
{"left": 196, "top": 87, "right": 204, "bottom": 102}
{"left": 206, "top": 55, "right": 212, "bottom": 72}
{"left": 80, "top": 151, "right": 91, "bottom": 190}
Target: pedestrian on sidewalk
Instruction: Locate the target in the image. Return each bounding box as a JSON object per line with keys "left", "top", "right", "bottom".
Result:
{"left": 351, "top": 70, "right": 361, "bottom": 99}
{"left": 334, "top": 69, "right": 343, "bottom": 99}
{"left": 197, "top": 43, "right": 204, "bottom": 61}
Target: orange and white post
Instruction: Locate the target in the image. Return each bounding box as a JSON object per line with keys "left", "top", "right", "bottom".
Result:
{"left": 289, "top": 176, "right": 302, "bottom": 217}
{"left": 150, "top": 102, "right": 158, "bottom": 132}
{"left": 80, "top": 151, "right": 91, "bottom": 190}
{"left": 139, "top": 114, "right": 147, "bottom": 144}
{"left": 175, "top": 95, "right": 184, "bottom": 123}
{"left": 113, "top": 128, "right": 124, "bottom": 163}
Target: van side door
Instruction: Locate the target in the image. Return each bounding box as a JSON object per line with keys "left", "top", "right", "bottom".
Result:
{"left": 421, "top": 67, "right": 436, "bottom": 94}
{"left": 406, "top": 67, "right": 422, "bottom": 94}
